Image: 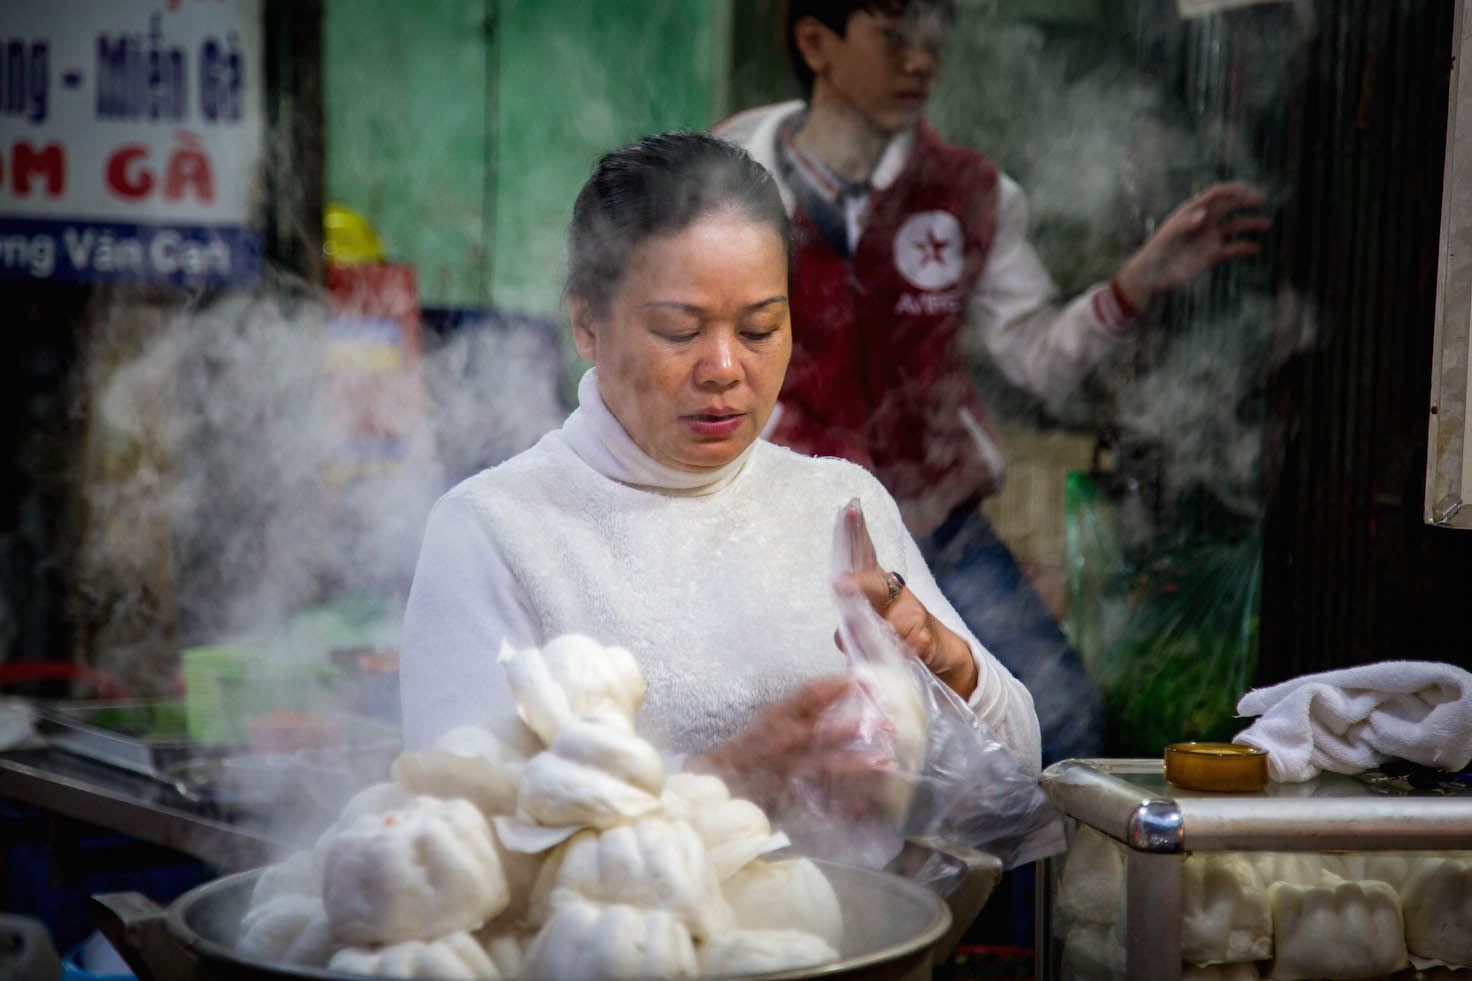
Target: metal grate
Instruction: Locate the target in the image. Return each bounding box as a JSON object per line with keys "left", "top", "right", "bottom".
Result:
{"left": 1116, "top": 0, "right": 1465, "bottom": 682}
{"left": 1257, "top": 0, "right": 1462, "bottom": 681}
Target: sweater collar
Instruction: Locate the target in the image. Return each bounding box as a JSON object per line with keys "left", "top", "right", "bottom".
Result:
{"left": 559, "top": 368, "right": 756, "bottom": 496}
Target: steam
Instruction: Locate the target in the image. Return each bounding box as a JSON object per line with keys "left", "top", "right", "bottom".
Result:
{"left": 1115, "top": 291, "right": 1315, "bottom": 516}
{"left": 930, "top": 15, "right": 1167, "bottom": 293}
{"left": 74, "top": 278, "right": 564, "bottom": 699}
{"left": 908, "top": 2, "right": 1325, "bottom": 758}
{"left": 929, "top": 1, "right": 1318, "bottom": 518}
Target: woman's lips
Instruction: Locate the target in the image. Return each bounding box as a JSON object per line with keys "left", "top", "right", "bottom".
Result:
{"left": 684, "top": 412, "right": 746, "bottom": 437}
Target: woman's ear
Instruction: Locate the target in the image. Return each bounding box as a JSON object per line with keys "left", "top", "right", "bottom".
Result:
{"left": 569, "top": 296, "right": 597, "bottom": 361}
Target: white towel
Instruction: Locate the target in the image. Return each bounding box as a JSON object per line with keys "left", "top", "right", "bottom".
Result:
{"left": 1233, "top": 660, "right": 1472, "bottom": 783}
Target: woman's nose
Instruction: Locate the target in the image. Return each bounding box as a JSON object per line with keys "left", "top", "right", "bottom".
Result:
{"left": 694, "top": 332, "right": 740, "bottom": 387}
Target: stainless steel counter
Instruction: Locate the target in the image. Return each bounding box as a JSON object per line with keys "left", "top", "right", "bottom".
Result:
{"left": 1042, "top": 757, "right": 1472, "bottom": 853}
{"left": 1038, "top": 758, "right": 1472, "bottom": 981}
{"left": 1, "top": 697, "right": 401, "bottom": 876}
{"left": 0, "top": 747, "right": 282, "bottom": 871}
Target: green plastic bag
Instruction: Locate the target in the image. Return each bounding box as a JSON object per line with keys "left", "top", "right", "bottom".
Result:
{"left": 1064, "top": 472, "right": 1261, "bottom": 757}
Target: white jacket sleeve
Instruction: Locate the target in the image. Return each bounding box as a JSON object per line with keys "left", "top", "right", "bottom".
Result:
{"left": 399, "top": 490, "right": 540, "bottom": 750}
{"left": 869, "top": 486, "right": 1043, "bottom": 776}
{"left": 974, "top": 175, "right": 1137, "bottom": 404}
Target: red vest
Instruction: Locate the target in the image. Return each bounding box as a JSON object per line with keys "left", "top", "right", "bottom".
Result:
{"left": 769, "top": 122, "right": 1002, "bottom": 534}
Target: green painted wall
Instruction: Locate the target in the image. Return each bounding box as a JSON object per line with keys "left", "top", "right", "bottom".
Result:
{"left": 491, "top": 0, "right": 731, "bottom": 315}
{"left": 323, "top": 0, "right": 731, "bottom": 313}
{"left": 324, "top": 0, "right": 492, "bottom": 306}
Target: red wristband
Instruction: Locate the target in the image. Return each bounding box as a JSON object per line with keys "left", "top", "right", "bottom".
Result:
{"left": 1109, "top": 277, "right": 1141, "bottom": 321}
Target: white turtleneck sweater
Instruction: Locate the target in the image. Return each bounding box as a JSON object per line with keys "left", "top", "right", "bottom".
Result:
{"left": 399, "top": 369, "right": 1041, "bottom": 774}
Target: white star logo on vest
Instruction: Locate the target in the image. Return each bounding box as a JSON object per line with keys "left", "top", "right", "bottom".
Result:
{"left": 893, "top": 211, "right": 963, "bottom": 290}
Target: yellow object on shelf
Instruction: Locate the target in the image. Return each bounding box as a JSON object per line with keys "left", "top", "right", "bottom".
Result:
{"left": 323, "top": 203, "right": 384, "bottom": 265}
{"left": 1164, "top": 741, "right": 1269, "bottom": 792}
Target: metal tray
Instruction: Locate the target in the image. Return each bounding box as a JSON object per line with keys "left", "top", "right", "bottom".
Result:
{"left": 34, "top": 700, "right": 222, "bottom": 781}
{"left": 34, "top": 700, "right": 401, "bottom": 789}
{"left": 164, "top": 739, "right": 401, "bottom": 813}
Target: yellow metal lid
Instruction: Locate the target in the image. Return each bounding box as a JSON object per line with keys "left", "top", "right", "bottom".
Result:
{"left": 1164, "top": 741, "right": 1269, "bottom": 792}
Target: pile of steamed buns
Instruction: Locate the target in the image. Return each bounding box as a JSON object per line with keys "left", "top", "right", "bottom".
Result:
{"left": 235, "top": 634, "right": 847, "bottom": 979}
{"left": 1057, "top": 825, "right": 1472, "bottom": 980}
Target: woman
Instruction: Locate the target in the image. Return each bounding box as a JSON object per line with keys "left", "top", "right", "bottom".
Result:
{"left": 398, "top": 131, "right": 1041, "bottom": 798}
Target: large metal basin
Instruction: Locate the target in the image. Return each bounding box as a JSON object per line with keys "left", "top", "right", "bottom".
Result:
{"left": 95, "top": 858, "right": 955, "bottom": 981}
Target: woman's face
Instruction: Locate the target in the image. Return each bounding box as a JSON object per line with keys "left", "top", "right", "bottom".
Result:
{"left": 572, "top": 209, "right": 792, "bottom": 472}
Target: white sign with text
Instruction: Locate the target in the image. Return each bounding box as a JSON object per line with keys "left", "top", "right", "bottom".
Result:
{"left": 0, "top": 0, "right": 264, "bottom": 283}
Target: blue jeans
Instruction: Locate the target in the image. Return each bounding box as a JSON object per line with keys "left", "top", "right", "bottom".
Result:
{"left": 919, "top": 505, "right": 1104, "bottom": 766}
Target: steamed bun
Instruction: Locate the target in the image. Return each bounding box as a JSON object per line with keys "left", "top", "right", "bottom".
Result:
{"left": 696, "top": 929, "right": 837, "bottom": 975}
{"left": 660, "top": 772, "right": 728, "bottom": 814}
{"left": 1267, "top": 874, "right": 1408, "bottom": 980}
{"left": 499, "top": 635, "right": 644, "bottom": 745}
{"left": 328, "top": 930, "right": 505, "bottom": 979}
{"left": 1242, "top": 851, "right": 1339, "bottom": 889}
{"left": 235, "top": 895, "right": 335, "bottom": 968}
{"left": 246, "top": 849, "right": 317, "bottom": 909}
{"left": 475, "top": 931, "right": 526, "bottom": 979}
{"left": 310, "top": 781, "right": 411, "bottom": 875}
{"left": 661, "top": 772, "right": 781, "bottom": 880}
{"left": 236, "top": 850, "right": 332, "bottom": 967}
{"left": 1054, "top": 825, "right": 1125, "bottom": 935}
{"left": 320, "top": 795, "right": 510, "bottom": 945}
{"left": 1180, "top": 963, "right": 1261, "bottom": 980}
{"left": 1335, "top": 851, "right": 1416, "bottom": 891}
{"left": 1401, "top": 855, "right": 1472, "bottom": 966}
{"left": 516, "top": 713, "right": 663, "bottom": 829}
{"left": 484, "top": 823, "right": 544, "bottom": 926}
{"left": 521, "top": 898, "right": 697, "bottom": 979}
{"left": 532, "top": 817, "right": 730, "bottom": 939}
{"left": 722, "top": 857, "right": 843, "bottom": 951}
{"left": 820, "top": 660, "right": 926, "bottom": 823}
{"left": 1059, "top": 922, "right": 1125, "bottom": 981}
{"left": 1180, "top": 853, "right": 1271, "bottom": 966}
{"left": 391, "top": 725, "right": 526, "bottom": 816}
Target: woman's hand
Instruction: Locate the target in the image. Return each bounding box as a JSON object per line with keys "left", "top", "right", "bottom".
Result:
{"left": 690, "top": 676, "right": 895, "bottom": 817}
{"left": 831, "top": 499, "right": 978, "bottom": 700}
{"left": 1114, "top": 181, "right": 1272, "bottom": 312}
{"left": 835, "top": 571, "right": 978, "bottom": 700}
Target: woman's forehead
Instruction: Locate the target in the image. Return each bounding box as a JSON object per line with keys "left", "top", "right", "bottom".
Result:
{"left": 626, "top": 214, "right": 787, "bottom": 276}
{"left": 648, "top": 208, "right": 785, "bottom": 247}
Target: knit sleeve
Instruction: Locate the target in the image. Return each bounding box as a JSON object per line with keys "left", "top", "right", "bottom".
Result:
{"left": 399, "top": 487, "right": 540, "bottom": 751}
{"left": 861, "top": 480, "right": 1044, "bottom": 776}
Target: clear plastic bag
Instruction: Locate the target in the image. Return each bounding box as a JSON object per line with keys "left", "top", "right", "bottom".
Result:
{"left": 781, "top": 499, "right": 1063, "bottom": 879}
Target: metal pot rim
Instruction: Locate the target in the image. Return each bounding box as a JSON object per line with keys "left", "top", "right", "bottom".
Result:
{"left": 162, "top": 858, "right": 952, "bottom": 980}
